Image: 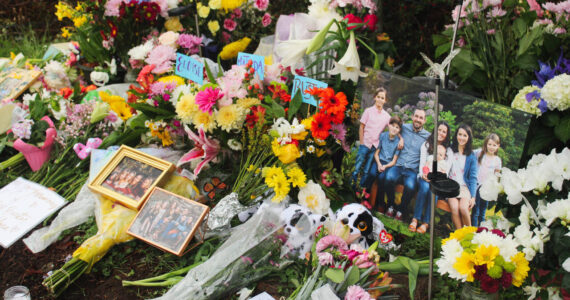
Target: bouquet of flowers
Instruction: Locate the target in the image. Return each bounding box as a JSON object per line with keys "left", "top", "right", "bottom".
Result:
{"left": 479, "top": 148, "right": 570, "bottom": 298}
{"left": 437, "top": 226, "right": 530, "bottom": 294}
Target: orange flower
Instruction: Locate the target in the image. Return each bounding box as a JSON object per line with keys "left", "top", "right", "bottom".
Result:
{"left": 328, "top": 110, "right": 345, "bottom": 124}
{"left": 60, "top": 87, "right": 73, "bottom": 99}
{"left": 311, "top": 112, "right": 332, "bottom": 140}
{"left": 377, "top": 32, "right": 390, "bottom": 42}
{"left": 305, "top": 86, "right": 322, "bottom": 96}
{"left": 318, "top": 88, "right": 348, "bottom": 116}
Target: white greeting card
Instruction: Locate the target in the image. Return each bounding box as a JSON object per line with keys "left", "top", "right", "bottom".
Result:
{"left": 0, "top": 177, "right": 66, "bottom": 248}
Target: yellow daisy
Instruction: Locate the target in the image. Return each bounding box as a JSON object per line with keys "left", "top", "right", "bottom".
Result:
{"left": 442, "top": 226, "right": 477, "bottom": 245}
{"left": 474, "top": 245, "right": 499, "bottom": 269}
{"left": 287, "top": 167, "right": 306, "bottom": 188}
{"left": 510, "top": 252, "right": 530, "bottom": 287}
{"left": 454, "top": 252, "right": 476, "bottom": 282}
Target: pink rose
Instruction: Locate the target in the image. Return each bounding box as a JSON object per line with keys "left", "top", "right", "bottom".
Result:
{"left": 224, "top": 18, "right": 237, "bottom": 31}
{"left": 261, "top": 13, "right": 272, "bottom": 27}
{"left": 254, "top": 0, "right": 269, "bottom": 11}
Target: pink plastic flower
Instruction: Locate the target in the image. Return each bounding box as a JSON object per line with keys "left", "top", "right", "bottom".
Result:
{"left": 316, "top": 235, "right": 348, "bottom": 253}
{"left": 224, "top": 18, "right": 237, "bottom": 32}
{"left": 13, "top": 116, "right": 56, "bottom": 172}
{"left": 344, "top": 285, "right": 372, "bottom": 300}
{"left": 254, "top": 0, "right": 269, "bottom": 11}
{"left": 195, "top": 87, "right": 224, "bottom": 114}
{"left": 261, "top": 13, "right": 272, "bottom": 27}
{"left": 177, "top": 125, "right": 220, "bottom": 176}
{"left": 145, "top": 45, "right": 177, "bottom": 74}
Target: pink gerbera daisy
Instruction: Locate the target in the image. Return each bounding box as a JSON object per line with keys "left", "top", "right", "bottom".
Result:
{"left": 195, "top": 87, "right": 224, "bottom": 114}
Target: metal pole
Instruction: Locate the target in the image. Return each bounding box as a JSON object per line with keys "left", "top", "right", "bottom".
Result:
{"left": 195, "top": 14, "right": 202, "bottom": 57}
{"left": 427, "top": 80, "right": 440, "bottom": 300}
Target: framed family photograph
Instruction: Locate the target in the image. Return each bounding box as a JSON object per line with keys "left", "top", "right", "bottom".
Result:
{"left": 127, "top": 187, "right": 210, "bottom": 256}
{"left": 88, "top": 145, "right": 175, "bottom": 210}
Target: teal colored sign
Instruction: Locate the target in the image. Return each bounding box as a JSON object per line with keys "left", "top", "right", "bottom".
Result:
{"left": 291, "top": 75, "right": 328, "bottom": 107}
{"left": 237, "top": 52, "right": 264, "bottom": 80}
{"left": 176, "top": 53, "right": 203, "bottom": 85}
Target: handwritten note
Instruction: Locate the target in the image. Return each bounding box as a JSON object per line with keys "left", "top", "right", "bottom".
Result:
{"left": 176, "top": 53, "right": 204, "bottom": 85}
{"left": 0, "top": 177, "right": 66, "bottom": 248}
{"left": 237, "top": 52, "right": 265, "bottom": 80}
{"left": 291, "top": 75, "right": 328, "bottom": 107}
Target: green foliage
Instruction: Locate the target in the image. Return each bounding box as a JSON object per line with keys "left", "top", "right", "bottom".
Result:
{"left": 0, "top": 25, "right": 54, "bottom": 58}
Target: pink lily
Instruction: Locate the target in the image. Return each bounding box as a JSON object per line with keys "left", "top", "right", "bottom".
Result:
{"left": 13, "top": 116, "right": 56, "bottom": 171}
{"left": 177, "top": 125, "right": 220, "bottom": 176}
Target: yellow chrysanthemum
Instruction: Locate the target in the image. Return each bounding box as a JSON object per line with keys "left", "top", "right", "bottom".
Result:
{"left": 61, "top": 27, "right": 71, "bottom": 39}
{"left": 75, "top": 2, "right": 85, "bottom": 11}
{"left": 442, "top": 226, "right": 477, "bottom": 245}
{"left": 474, "top": 245, "right": 500, "bottom": 269}
{"left": 511, "top": 252, "right": 530, "bottom": 287}
{"left": 193, "top": 111, "right": 217, "bottom": 133}
{"left": 73, "top": 15, "right": 88, "bottom": 28}
{"left": 176, "top": 93, "right": 199, "bottom": 123}
{"left": 219, "top": 37, "right": 251, "bottom": 60}
{"left": 158, "top": 75, "right": 185, "bottom": 87}
{"left": 221, "top": 0, "right": 245, "bottom": 10}
{"left": 287, "top": 167, "right": 306, "bottom": 188}
{"left": 208, "top": 0, "right": 221, "bottom": 9}
{"left": 454, "top": 252, "right": 476, "bottom": 282}
{"left": 165, "top": 17, "right": 183, "bottom": 32}
{"left": 216, "top": 104, "right": 244, "bottom": 132}
{"left": 264, "top": 166, "right": 285, "bottom": 188}
{"left": 197, "top": 3, "right": 211, "bottom": 18}
{"left": 301, "top": 117, "right": 313, "bottom": 131}
{"left": 207, "top": 20, "right": 220, "bottom": 36}
{"left": 236, "top": 97, "right": 261, "bottom": 109}
{"left": 271, "top": 173, "right": 290, "bottom": 202}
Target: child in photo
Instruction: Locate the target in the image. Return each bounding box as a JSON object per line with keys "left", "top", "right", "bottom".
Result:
{"left": 370, "top": 116, "right": 402, "bottom": 212}
{"left": 471, "top": 133, "right": 502, "bottom": 227}
{"left": 422, "top": 144, "right": 449, "bottom": 176}
{"left": 352, "top": 87, "right": 391, "bottom": 189}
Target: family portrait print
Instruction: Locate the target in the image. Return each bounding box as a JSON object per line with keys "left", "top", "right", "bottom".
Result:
{"left": 102, "top": 157, "right": 163, "bottom": 201}
{"left": 354, "top": 70, "right": 533, "bottom": 235}
{"left": 128, "top": 188, "right": 209, "bottom": 255}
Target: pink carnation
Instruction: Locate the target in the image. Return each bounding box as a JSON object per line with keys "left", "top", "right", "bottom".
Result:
{"left": 344, "top": 285, "right": 372, "bottom": 300}
{"left": 317, "top": 252, "right": 334, "bottom": 265}
{"left": 145, "top": 45, "right": 177, "bottom": 74}
{"left": 104, "top": 0, "right": 124, "bottom": 17}
{"left": 195, "top": 87, "right": 224, "bottom": 114}
{"left": 233, "top": 8, "right": 243, "bottom": 18}
{"left": 261, "top": 13, "right": 272, "bottom": 27}
{"left": 222, "top": 32, "right": 232, "bottom": 43}
{"left": 178, "top": 34, "right": 203, "bottom": 54}
{"left": 254, "top": 0, "right": 269, "bottom": 11}
{"left": 224, "top": 18, "right": 237, "bottom": 31}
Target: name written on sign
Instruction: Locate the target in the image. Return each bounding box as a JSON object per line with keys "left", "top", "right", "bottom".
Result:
{"left": 291, "top": 75, "right": 328, "bottom": 107}
{"left": 175, "top": 53, "right": 204, "bottom": 85}
{"left": 236, "top": 52, "right": 265, "bottom": 80}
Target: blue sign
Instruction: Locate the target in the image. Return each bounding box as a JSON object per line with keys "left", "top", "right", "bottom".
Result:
{"left": 237, "top": 52, "right": 265, "bottom": 80}
{"left": 175, "top": 53, "right": 203, "bottom": 85}
{"left": 291, "top": 75, "right": 328, "bottom": 107}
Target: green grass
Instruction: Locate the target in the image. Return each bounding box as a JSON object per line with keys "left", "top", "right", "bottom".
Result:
{"left": 0, "top": 23, "right": 58, "bottom": 59}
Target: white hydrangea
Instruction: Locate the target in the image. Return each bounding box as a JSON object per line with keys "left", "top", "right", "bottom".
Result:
{"left": 542, "top": 73, "right": 570, "bottom": 112}
{"left": 511, "top": 85, "right": 542, "bottom": 115}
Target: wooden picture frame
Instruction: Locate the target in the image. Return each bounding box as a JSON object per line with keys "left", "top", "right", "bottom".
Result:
{"left": 127, "top": 187, "right": 209, "bottom": 256}
{"left": 88, "top": 145, "right": 174, "bottom": 210}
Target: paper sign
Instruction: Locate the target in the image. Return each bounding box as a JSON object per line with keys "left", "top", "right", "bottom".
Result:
{"left": 291, "top": 75, "right": 328, "bottom": 107}
{"left": 237, "top": 52, "right": 265, "bottom": 80}
{"left": 176, "top": 53, "right": 204, "bottom": 85}
{"left": 0, "top": 177, "right": 66, "bottom": 248}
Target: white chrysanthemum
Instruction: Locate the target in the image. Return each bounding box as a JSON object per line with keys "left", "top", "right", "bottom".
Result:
{"left": 471, "top": 231, "right": 519, "bottom": 262}
{"left": 128, "top": 39, "right": 155, "bottom": 60}
{"left": 22, "top": 93, "right": 36, "bottom": 107}
{"left": 479, "top": 173, "right": 502, "bottom": 201}
{"left": 298, "top": 180, "right": 329, "bottom": 215}
{"left": 436, "top": 239, "right": 465, "bottom": 280}
{"left": 542, "top": 74, "right": 570, "bottom": 112}
{"left": 539, "top": 195, "right": 570, "bottom": 226}
{"left": 481, "top": 214, "right": 512, "bottom": 232}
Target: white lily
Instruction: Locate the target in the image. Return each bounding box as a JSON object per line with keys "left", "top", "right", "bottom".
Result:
{"left": 275, "top": 39, "right": 312, "bottom": 68}
{"left": 328, "top": 31, "right": 367, "bottom": 82}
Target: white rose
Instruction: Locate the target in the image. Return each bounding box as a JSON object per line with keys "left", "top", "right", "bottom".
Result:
{"left": 90, "top": 71, "right": 109, "bottom": 87}
{"left": 159, "top": 31, "right": 180, "bottom": 48}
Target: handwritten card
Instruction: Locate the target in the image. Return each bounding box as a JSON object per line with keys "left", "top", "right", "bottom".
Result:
{"left": 291, "top": 75, "right": 328, "bottom": 107}
{"left": 0, "top": 177, "right": 66, "bottom": 248}
{"left": 237, "top": 52, "right": 265, "bottom": 80}
{"left": 176, "top": 53, "right": 203, "bottom": 85}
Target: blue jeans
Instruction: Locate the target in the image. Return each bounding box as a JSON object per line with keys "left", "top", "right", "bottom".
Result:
{"left": 352, "top": 145, "right": 375, "bottom": 188}
{"left": 413, "top": 178, "right": 435, "bottom": 223}
{"left": 384, "top": 166, "right": 419, "bottom": 217}
{"left": 471, "top": 187, "right": 487, "bottom": 227}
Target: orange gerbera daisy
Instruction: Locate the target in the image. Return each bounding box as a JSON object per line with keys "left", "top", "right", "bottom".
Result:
{"left": 328, "top": 109, "right": 345, "bottom": 124}
{"left": 305, "top": 86, "right": 322, "bottom": 95}
{"left": 318, "top": 88, "right": 348, "bottom": 115}
{"left": 311, "top": 112, "right": 332, "bottom": 140}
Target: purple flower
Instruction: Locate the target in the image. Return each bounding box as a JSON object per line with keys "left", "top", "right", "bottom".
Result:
{"left": 12, "top": 119, "right": 34, "bottom": 139}
{"left": 525, "top": 90, "right": 541, "bottom": 102}
{"left": 537, "top": 99, "right": 548, "bottom": 113}
{"left": 532, "top": 61, "right": 557, "bottom": 88}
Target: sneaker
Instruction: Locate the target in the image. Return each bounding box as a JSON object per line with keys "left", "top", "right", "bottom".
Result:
{"left": 395, "top": 211, "right": 403, "bottom": 221}
{"left": 386, "top": 207, "right": 395, "bottom": 218}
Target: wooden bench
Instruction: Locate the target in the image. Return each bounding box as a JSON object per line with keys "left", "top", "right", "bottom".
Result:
{"left": 369, "top": 181, "right": 451, "bottom": 213}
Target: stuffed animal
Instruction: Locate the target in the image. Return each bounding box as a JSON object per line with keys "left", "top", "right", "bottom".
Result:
{"left": 333, "top": 203, "right": 385, "bottom": 248}
{"left": 280, "top": 204, "right": 327, "bottom": 258}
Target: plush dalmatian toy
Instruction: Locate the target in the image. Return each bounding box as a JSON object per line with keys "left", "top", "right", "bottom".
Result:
{"left": 280, "top": 204, "right": 327, "bottom": 258}
{"left": 333, "top": 203, "right": 386, "bottom": 248}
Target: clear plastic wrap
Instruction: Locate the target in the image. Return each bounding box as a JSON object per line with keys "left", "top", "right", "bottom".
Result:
{"left": 154, "top": 203, "right": 290, "bottom": 300}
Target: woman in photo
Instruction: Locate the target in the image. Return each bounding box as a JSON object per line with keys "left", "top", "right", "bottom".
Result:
{"left": 447, "top": 124, "right": 478, "bottom": 229}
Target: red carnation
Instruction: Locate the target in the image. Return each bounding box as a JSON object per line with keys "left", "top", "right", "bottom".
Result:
{"left": 480, "top": 273, "right": 500, "bottom": 293}
{"left": 500, "top": 271, "right": 512, "bottom": 288}
{"left": 363, "top": 14, "right": 378, "bottom": 31}
{"left": 343, "top": 14, "right": 362, "bottom": 30}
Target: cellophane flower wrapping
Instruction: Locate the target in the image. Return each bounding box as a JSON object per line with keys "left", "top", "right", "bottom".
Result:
{"left": 155, "top": 203, "right": 291, "bottom": 300}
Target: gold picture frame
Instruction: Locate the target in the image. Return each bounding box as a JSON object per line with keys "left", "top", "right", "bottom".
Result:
{"left": 127, "top": 187, "right": 209, "bottom": 256}
{"left": 88, "top": 145, "right": 174, "bottom": 210}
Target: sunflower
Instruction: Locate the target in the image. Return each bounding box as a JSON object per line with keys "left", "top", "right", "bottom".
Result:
{"left": 219, "top": 37, "right": 251, "bottom": 60}
{"left": 311, "top": 113, "right": 332, "bottom": 140}
{"left": 176, "top": 93, "right": 199, "bottom": 123}
{"left": 216, "top": 104, "right": 244, "bottom": 132}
